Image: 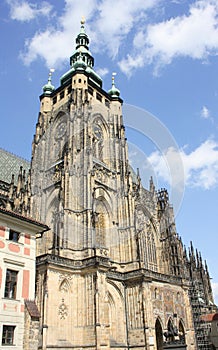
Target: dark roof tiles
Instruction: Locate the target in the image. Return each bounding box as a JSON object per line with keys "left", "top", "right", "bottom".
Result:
{"left": 0, "top": 148, "right": 30, "bottom": 184}
{"left": 25, "top": 300, "right": 40, "bottom": 319}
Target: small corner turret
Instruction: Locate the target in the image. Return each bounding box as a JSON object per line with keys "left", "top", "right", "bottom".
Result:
{"left": 42, "top": 68, "right": 55, "bottom": 96}
{"left": 108, "top": 72, "right": 121, "bottom": 99}
{"left": 39, "top": 69, "right": 55, "bottom": 115}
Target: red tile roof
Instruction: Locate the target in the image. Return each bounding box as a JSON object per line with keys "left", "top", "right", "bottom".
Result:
{"left": 200, "top": 313, "right": 218, "bottom": 322}
{"left": 0, "top": 207, "right": 49, "bottom": 230}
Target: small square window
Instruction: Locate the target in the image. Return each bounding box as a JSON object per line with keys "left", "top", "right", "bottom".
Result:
{"left": 9, "top": 230, "right": 20, "bottom": 242}
{"left": 53, "top": 96, "right": 57, "bottom": 104}
{"left": 4, "top": 269, "right": 18, "bottom": 299}
{"left": 2, "top": 325, "right": 15, "bottom": 345}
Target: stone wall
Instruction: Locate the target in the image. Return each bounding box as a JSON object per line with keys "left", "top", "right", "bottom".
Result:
{"left": 23, "top": 301, "right": 40, "bottom": 350}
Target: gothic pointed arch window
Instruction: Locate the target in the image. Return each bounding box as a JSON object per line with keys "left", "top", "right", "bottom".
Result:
{"left": 155, "top": 318, "right": 163, "bottom": 350}
{"left": 164, "top": 318, "right": 175, "bottom": 343}
{"left": 135, "top": 208, "right": 158, "bottom": 271}
{"left": 93, "top": 196, "right": 111, "bottom": 248}
{"left": 147, "top": 228, "right": 157, "bottom": 271}
{"left": 93, "top": 123, "right": 104, "bottom": 162}
{"left": 178, "top": 320, "right": 186, "bottom": 344}
{"left": 50, "top": 112, "right": 68, "bottom": 165}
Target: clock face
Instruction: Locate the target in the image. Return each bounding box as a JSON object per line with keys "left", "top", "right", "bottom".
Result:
{"left": 56, "top": 122, "right": 67, "bottom": 139}
{"left": 93, "top": 125, "right": 102, "bottom": 140}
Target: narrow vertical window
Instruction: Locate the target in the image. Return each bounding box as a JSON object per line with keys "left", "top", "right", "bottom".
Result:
{"left": 4, "top": 269, "right": 18, "bottom": 299}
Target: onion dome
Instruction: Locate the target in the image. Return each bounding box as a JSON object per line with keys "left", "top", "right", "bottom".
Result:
{"left": 43, "top": 69, "right": 55, "bottom": 95}
{"left": 108, "top": 73, "right": 120, "bottom": 98}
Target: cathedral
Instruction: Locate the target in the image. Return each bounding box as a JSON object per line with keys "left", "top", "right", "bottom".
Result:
{"left": 0, "top": 20, "right": 216, "bottom": 350}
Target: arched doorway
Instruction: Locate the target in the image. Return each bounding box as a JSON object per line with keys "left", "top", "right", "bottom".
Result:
{"left": 178, "top": 320, "right": 186, "bottom": 344}
{"left": 155, "top": 318, "right": 163, "bottom": 350}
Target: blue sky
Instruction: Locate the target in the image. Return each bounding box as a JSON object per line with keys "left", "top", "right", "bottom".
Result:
{"left": 1, "top": 0, "right": 218, "bottom": 301}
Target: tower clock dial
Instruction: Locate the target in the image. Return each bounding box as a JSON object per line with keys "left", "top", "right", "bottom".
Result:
{"left": 56, "top": 122, "right": 67, "bottom": 139}
{"left": 93, "top": 125, "right": 102, "bottom": 140}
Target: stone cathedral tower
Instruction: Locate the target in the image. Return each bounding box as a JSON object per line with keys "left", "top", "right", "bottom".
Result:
{"left": 30, "top": 20, "right": 209, "bottom": 350}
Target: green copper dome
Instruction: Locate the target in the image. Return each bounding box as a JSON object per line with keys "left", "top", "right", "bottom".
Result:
{"left": 108, "top": 75, "right": 120, "bottom": 98}
{"left": 43, "top": 70, "right": 55, "bottom": 95}
{"left": 73, "top": 52, "right": 87, "bottom": 70}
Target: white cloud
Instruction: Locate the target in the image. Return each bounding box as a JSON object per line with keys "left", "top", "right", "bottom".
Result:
{"left": 146, "top": 139, "right": 218, "bottom": 190}
{"left": 20, "top": 0, "right": 98, "bottom": 68}
{"left": 201, "top": 106, "right": 210, "bottom": 119}
{"left": 119, "top": 0, "right": 218, "bottom": 75}
{"left": 7, "top": 0, "right": 52, "bottom": 22}
{"left": 200, "top": 105, "right": 214, "bottom": 123}
{"left": 95, "top": 67, "right": 109, "bottom": 78}
{"left": 21, "top": 30, "right": 73, "bottom": 68}
{"left": 8, "top": 0, "right": 218, "bottom": 75}
{"left": 92, "top": 0, "right": 159, "bottom": 58}
{"left": 212, "top": 282, "right": 218, "bottom": 305}
{"left": 18, "top": 0, "right": 160, "bottom": 68}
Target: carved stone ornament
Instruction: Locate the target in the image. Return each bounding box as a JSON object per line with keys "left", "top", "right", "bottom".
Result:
{"left": 55, "top": 121, "right": 67, "bottom": 140}
{"left": 59, "top": 279, "right": 70, "bottom": 293}
{"left": 58, "top": 298, "right": 68, "bottom": 319}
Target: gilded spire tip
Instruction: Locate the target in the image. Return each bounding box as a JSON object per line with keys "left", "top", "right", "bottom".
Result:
{"left": 48, "top": 68, "right": 55, "bottom": 82}
{"left": 112, "top": 72, "right": 117, "bottom": 83}
{"left": 81, "top": 16, "right": 85, "bottom": 25}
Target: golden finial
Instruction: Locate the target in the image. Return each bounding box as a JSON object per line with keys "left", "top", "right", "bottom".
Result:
{"left": 112, "top": 72, "right": 117, "bottom": 83}
{"left": 81, "top": 16, "right": 85, "bottom": 25}
{"left": 48, "top": 68, "right": 55, "bottom": 83}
